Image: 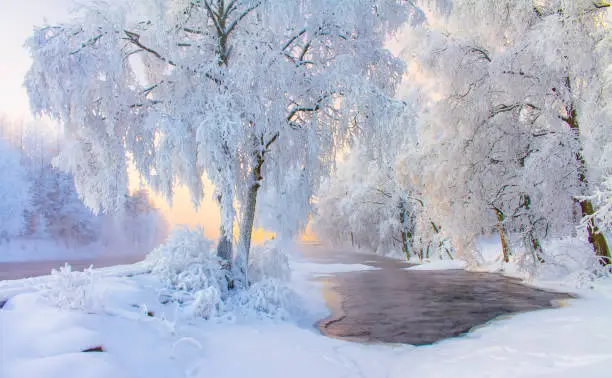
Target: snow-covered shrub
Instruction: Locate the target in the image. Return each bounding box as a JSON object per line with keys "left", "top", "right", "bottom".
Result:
{"left": 228, "top": 278, "right": 302, "bottom": 320}
{"left": 479, "top": 235, "right": 610, "bottom": 286}
{"left": 39, "top": 264, "right": 100, "bottom": 312}
{"left": 535, "top": 238, "right": 611, "bottom": 285}
{"left": 184, "top": 286, "right": 223, "bottom": 319}
{"left": 236, "top": 241, "right": 300, "bottom": 320}
{"left": 148, "top": 228, "right": 302, "bottom": 321}
{"left": 248, "top": 241, "right": 291, "bottom": 283}
{"left": 147, "top": 227, "right": 228, "bottom": 318}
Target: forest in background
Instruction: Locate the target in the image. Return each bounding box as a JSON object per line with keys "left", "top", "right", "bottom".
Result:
{"left": 0, "top": 117, "right": 168, "bottom": 261}
{"left": 313, "top": 0, "right": 612, "bottom": 277}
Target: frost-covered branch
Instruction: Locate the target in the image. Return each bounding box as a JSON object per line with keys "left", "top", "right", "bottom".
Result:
{"left": 123, "top": 30, "right": 176, "bottom": 66}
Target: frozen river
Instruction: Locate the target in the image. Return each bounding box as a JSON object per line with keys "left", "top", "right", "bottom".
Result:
{"left": 0, "top": 254, "right": 146, "bottom": 281}
{"left": 303, "top": 246, "right": 573, "bottom": 345}
{"left": 1, "top": 245, "right": 572, "bottom": 346}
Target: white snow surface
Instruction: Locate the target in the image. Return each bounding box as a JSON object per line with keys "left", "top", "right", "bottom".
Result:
{"left": 1, "top": 250, "right": 612, "bottom": 378}
{"left": 406, "top": 259, "right": 468, "bottom": 271}
{"left": 291, "top": 262, "right": 380, "bottom": 275}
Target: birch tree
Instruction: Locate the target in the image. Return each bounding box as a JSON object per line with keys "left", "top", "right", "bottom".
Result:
{"left": 398, "top": 0, "right": 612, "bottom": 264}
{"left": 25, "top": 0, "right": 412, "bottom": 283}
{"left": 313, "top": 145, "right": 415, "bottom": 258}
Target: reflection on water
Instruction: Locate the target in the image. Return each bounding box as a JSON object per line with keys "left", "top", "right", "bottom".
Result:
{"left": 0, "top": 254, "right": 146, "bottom": 281}
{"left": 305, "top": 246, "right": 573, "bottom": 345}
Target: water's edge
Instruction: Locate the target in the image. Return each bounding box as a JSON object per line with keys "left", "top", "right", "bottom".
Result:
{"left": 305, "top": 249, "right": 573, "bottom": 345}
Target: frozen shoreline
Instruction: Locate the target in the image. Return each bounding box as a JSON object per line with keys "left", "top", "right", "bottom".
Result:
{"left": 1, "top": 246, "right": 611, "bottom": 378}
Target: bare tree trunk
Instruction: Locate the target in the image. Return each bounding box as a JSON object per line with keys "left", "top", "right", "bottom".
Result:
{"left": 400, "top": 231, "right": 411, "bottom": 260}
{"left": 563, "top": 77, "right": 611, "bottom": 264}
{"left": 524, "top": 230, "right": 545, "bottom": 264}
{"left": 216, "top": 228, "right": 233, "bottom": 261}
{"left": 494, "top": 208, "right": 511, "bottom": 263}
{"left": 398, "top": 197, "right": 412, "bottom": 260}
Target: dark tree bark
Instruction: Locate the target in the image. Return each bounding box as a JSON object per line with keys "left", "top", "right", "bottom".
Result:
{"left": 494, "top": 208, "right": 511, "bottom": 263}
{"left": 562, "top": 78, "right": 611, "bottom": 264}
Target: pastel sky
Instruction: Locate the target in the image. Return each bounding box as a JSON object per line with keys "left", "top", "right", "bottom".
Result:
{"left": 0, "top": 0, "right": 74, "bottom": 119}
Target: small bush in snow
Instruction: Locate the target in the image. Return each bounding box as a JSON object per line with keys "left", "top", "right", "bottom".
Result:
{"left": 148, "top": 229, "right": 302, "bottom": 321}
{"left": 228, "top": 278, "right": 301, "bottom": 320}
{"left": 184, "top": 286, "right": 223, "bottom": 319}
{"left": 248, "top": 240, "right": 291, "bottom": 283}
{"left": 504, "top": 236, "right": 612, "bottom": 287}
{"left": 147, "top": 227, "right": 229, "bottom": 317}
{"left": 148, "top": 227, "right": 229, "bottom": 294}
{"left": 40, "top": 264, "right": 99, "bottom": 312}
{"left": 236, "top": 241, "right": 299, "bottom": 320}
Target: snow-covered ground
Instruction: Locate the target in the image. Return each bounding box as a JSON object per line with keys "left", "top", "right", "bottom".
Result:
{"left": 406, "top": 259, "right": 468, "bottom": 271}
{"left": 1, "top": 248, "right": 611, "bottom": 378}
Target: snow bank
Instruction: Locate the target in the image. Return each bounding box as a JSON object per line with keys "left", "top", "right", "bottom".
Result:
{"left": 406, "top": 260, "right": 467, "bottom": 271}
{"left": 471, "top": 235, "right": 612, "bottom": 288}
{"left": 2, "top": 252, "right": 612, "bottom": 378}
{"left": 227, "top": 278, "right": 302, "bottom": 320}
{"left": 292, "top": 262, "right": 379, "bottom": 275}
{"left": 6, "top": 228, "right": 303, "bottom": 322}
{"left": 400, "top": 234, "right": 611, "bottom": 288}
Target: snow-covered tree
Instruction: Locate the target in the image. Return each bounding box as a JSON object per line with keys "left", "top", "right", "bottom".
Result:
{"left": 0, "top": 138, "right": 31, "bottom": 241}
{"left": 35, "top": 169, "right": 100, "bottom": 247}
{"left": 398, "top": 0, "right": 612, "bottom": 264}
{"left": 0, "top": 115, "right": 168, "bottom": 251}
{"left": 313, "top": 146, "right": 405, "bottom": 256}
{"left": 25, "top": 0, "right": 417, "bottom": 283}
{"left": 312, "top": 90, "right": 445, "bottom": 260}
{"left": 313, "top": 144, "right": 435, "bottom": 259}
{"left": 584, "top": 175, "right": 612, "bottom": 261}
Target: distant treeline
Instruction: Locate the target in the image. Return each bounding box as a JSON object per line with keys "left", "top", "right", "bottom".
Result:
{"left": 0, "top": 117, "right": 168, "bottom": 253}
